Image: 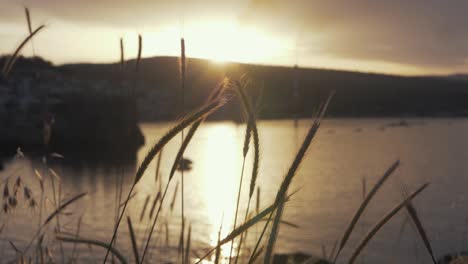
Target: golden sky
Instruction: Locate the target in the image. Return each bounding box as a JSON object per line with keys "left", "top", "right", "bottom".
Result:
{"left": 1, "top": 0, "right": 468, "bottom": 76}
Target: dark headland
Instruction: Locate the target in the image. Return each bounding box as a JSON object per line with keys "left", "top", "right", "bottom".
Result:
{"left": 1, "top": 55, "right": 468, "bottom": 158}
{"left": 60, "top": 56, "right": 468, "bottom": 119}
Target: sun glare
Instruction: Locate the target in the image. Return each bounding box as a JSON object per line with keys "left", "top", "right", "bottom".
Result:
{"left": 142, "top": 20, "right": 288, "bottom": 64}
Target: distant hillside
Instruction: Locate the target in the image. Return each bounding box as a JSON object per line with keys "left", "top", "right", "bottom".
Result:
{"left": 58, "top": 56, "right": 468, "bottom": 120}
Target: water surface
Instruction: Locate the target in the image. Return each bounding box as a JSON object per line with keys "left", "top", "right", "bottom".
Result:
{"left": 1, "top": 118, "right": 467, "bottom": 263}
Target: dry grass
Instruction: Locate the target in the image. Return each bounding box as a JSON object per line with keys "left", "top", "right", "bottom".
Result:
{"left": 127, "top": 216, "right": 140, "bottom": 264}
{"left": 333, "top": 160, "right": 400, "bottom": 262}
{"left": 348, "top": 183, "right": 430, "bottom": 264}
{"left": 2, "top": 10, "right": 446, "bottom": 264}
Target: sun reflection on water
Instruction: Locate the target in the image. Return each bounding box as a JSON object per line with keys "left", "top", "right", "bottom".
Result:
{"left": 197, "top": 123, "right": 242, "bottom": 263}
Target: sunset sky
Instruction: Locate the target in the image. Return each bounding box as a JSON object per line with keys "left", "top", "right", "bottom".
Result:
{"left": 1, "top": 0, "right": 468, "bottom": 76}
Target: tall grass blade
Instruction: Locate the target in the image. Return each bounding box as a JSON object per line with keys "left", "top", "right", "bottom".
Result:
{"left": 71, "top": 216, "right": 83, "bottom": 262}
{"left": 44, "top": 192, "right": 87, "bottom": 225}
{"left": 106, "top": 97, "right": 224, "bottom": 263}
{"left": 250, "top": 246, "right": 264, "bottom": 264}
{"left": 347, "top": 183, "right": 430, "bottom": 264}
{"left": 264, "top": 199, "right": 285, "bottom": 264}
{"left": 57, "top": 236, "right": 127, "bottom": 264}
{"left": 2, "top": 25, "right": 45, "bottom": 77}
{"left": 136, "top": 34, "right": 142, "bottom": 72}
{"left": 179, "top": 36, "right": 187, "bottom": 264}
{"left": 333, "top": 160, "right": 400, "bottom": 262}
{"left": 25, "top": 8, "right": 33, "bottom": 34}
{"left": 328, "top": 240, "right": 338, "bottom": 261}
{"left": 184, "top": 224, "right": 192, "bottom": 264}
{"left": 214, "top": 221, "right": 223, "bottom": 264}
{"left": 155, "top": 150, "right": 163, "bottom": 183}
{"left": 262, "top": 94, "right": 333, "bottom": 264}
{"left": 24, "top": 7, "right": 35, "bottom": 55}
{"left": 256, "top": 187, "right": 260, "bottom": 214}
{"left": 140, "top": 196, "right": 150, "bottom": 222}
{"left": 196, "top": 202, "right": 278, "bottom": 264}
{"left": 170, "top": 181, "right": 179, "bottom": 212}
{"left": 178, "top": 218, "right": 186, "bottom": 259}
{"left": 134, "top": 98, "right": 224, "bottom": 185}
{"left": 149, "top": 192, "right": 161, "bottom": 219}
{"left": 127, "top": 216, "right": 140, "bottom": 264}
{"left": 405, "top": 201, "right": 437, "bottom": 263}
{"left": 231, "top": 79, "right": 261, "bottom": 264}
{"left": 168, "top": 82, "right": 226, "bottom": 183}
{"left": 120, "top": 38, "right": 125, "bottom": 71}
{"left": 235, "top": 81, "right": 260, "bottom": 199}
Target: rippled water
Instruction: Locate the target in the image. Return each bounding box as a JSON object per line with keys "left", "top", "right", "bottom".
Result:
{"left": 1, "top": 118, "right": 468, "bottom": 263}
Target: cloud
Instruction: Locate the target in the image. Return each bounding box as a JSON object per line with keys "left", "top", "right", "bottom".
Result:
{"left": 1, "top": 0, "right": 468, "bottom": 72}
{"left": 244, "top": 0, "right": 468, "bottom": 68}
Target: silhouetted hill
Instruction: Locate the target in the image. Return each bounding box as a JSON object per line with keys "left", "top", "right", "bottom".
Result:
{"left": 59, "top": 56, "right": 468, "bottom": 119}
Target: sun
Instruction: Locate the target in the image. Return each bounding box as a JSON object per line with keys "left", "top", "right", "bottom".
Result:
{"left": 136, "top": 19, "right": 289, "bottom": 67}
{"left": 188, "top": 21, "right": 284, "bottom": 64}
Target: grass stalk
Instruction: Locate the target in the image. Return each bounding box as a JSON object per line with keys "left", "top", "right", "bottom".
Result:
{"left": 196, "top": 201, "right": 278, "bottom": 264}
{"left": 25, "top": 192, "right": 87, "bottom": 253}
{"left": 104, "top": 96, "right": 225, "bottom": 262}
{"left": 180, "top": 37, "right": 186, "bottom": 264}
{"left": 232, "top": 79, "right": 261, "bottom": 264}
{"left": 2, "top": 25, "right": 45, "bottom": 77}
{"left": 138, "top": 92, "right": 224, "bottom": 263}
{"left": 333, "top": 160, "right": 400, "bottom": 262}
{"left": 229, "top": 158, "right": 247, "bottom": 263}
{"left": 405, "top": 202, "right": 436, "bottom": 263}
{"left": 49, "top": 169, "right": 65, "bottom": 263}
{"left": 347, "top": 183, "right": 430, "bottom": 264}
{"left": 184, "top": 224, "right": 192, "bottom": 264}
{"left": 57, "top": 236, "right": 127, "bottom": 264}
{"left": 71, "top": 216, "right": 83, "bottom": 262}
{"left": 261, "top": 94, "right": 333, "bottom": 264}
{"left": 127, "top": 216, "right": 140, "bottom": 264}
{"left": 24, "top": 7, "right": 35, "bottom": 56}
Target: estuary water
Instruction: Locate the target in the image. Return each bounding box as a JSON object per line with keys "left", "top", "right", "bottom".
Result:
{"left": 1, "top": 118, "right": 468, "bottom": 263}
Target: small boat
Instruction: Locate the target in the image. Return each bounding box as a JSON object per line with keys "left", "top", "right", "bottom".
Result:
{"left": 177, "top": 157, "right": 193, "bottom": 172}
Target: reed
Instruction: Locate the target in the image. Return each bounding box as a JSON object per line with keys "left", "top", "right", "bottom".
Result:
{"left": 127, "top": 216, "right": 140, "bottom": 264}
{"left": 264, "top": 198, "right": 285, "bottom": 264}
{"left": 214, "top": 220, "right": 223, "bottom": 264}
{"left": 57, "top": 236, "right": 127, "bottom": 264}
{"left": 168, "top": 81, "right": 226, "bottom": 182}
{"left": 231, "top": 80, "right": 261, "bottom": 264}
{"left": 178, "top": 218, "right": 186, "bottom": 260}
{"left": 404, "top": 202, "right": 436, "bottom": 263}
{"left": 138, "top": 92, "right": 225, "bottom": 264}
{"left": 196, "top": 201, "right": 278, "bottom": 264}
{"left": 24, "top": 7, "right": 35, "bottom": 55}
{"left": 257, "top": 94, "right": 332, "bottom": 264}
{"left": 48, "top": 168, "right": 65, "bottom": 263}
{"left": 347, "top": 183, "right": 430, "bottom": 264}
{"left": 136, "top": 34, "right": 142, "bottom": 72}
{"left": 120, "top": 38, "right": 125, "bottom": 71}
{"left": 70, "top": 216, "right": 83, "bottom": 262}
{"left": 140, "top": 195, "right": 150, "bottom": 222}
{"left": 2, "top": 25, "right": 45, "bottom": 77}
{"left": 24, "top": 192, "right": 87, "bottom": 254}
{"left": 149, "top": 192, "right": 161, "bottom": 219}
{"left": 184, "top": 224, "right": 192, "bottom": 264}
{"left": 155, "top": 150, "right": 163, "bottom": 183}
{"left": 179, "top": 37, "right": 187, "bottom": 264}
{"left": 170, "top": 181, "right": 179, "bottom": 212}
{"left": 333, "top": 160, "right": 400, "bottom": 262}
{"left": 104, "top": 95, "right": 224, "bottom": 263}
{"left": 165, "top": 220, "right": 170, "bottom": 247}
{"left": 235, "top": 81, "right": 260, "bottom": 200}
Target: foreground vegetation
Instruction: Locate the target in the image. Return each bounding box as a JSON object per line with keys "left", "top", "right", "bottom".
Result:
{"left": 0, "top": 8, "right": 446, "bottom": 264}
